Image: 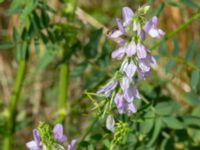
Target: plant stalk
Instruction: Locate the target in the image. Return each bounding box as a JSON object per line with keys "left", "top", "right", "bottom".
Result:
{"left": 3, "top": 59, "right": 26, "bottom": 150}
{"left": 56, "top": 0, "right": 78, "bottom": 125}
{"left": 57, "top": 62, "right": 69, "bottom": 124}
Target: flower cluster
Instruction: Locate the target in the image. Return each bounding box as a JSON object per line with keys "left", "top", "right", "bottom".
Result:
{"left": 98, "top": 6, "right": 164, "bottom": 116}
{"left": 26, "top": 123, "right": 76, "bottom": 150}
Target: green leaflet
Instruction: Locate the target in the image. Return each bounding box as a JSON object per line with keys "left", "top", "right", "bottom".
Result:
{"left": 36, "top": 43, "right": 58, "bottom": 72}
{"left": 0, "top": 42, "right": 14, "bottom": 49}
{"left": 183, "top": 92, "right": 200, "bottom": 106}
{"left": 191, "top": 70, "right": 200, "bottom": 90}
{"left": 184, "top": 40, "right": 195, "bottom": 63}
{"left": 165, "top": 59, "right": 176, "bottom": 73}
{"left": 147, "top": 117, "right": 162, "bottom": 147}
{"left": 19, "top": 0, "right": 37, "bottom": 22}
{"left": 162, "top": 116, "right": 184, "bottom": 129}
{"left": 172, "top": 38, "right": 180, "bottom": 56}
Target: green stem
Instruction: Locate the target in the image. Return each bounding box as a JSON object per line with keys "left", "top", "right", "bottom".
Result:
{"left": 59, "top": 64, "right": 68, "bottom": 108}
{"left": 57, "top": 62, "right": 69, "bottom": 124}
{"left": 76, "top": 117, "right": 98, "bottom": 150}
{"left": 55, "top": 0, "right": 78, "bottom": 126}
{"left": 3, "top": 60, "right": 26, "bottom": 150}
{"left": 77, "top": 98, "right": 108, "bottom": 149}
{"left": 151, "top": 10, "right": 200, "bottom": 50}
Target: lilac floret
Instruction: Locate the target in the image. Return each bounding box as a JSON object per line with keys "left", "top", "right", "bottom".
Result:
{"left": 26, "top": 129, "right": 42, "bottom": 150}
{"left": 53, "top": 124, "right": 67, "bottom": 143}
{"left": 114, "top": 93, "right": 137, "bottom": 114}
{"left": 97, "top": 80, "right": 118, "bottom": 96}
{"left": 68, "top": 140, "right": 77, "bottom": 150}
{"left": 124, "top": 60, "right": 137, "bottom": 79}
{"left": 124, "top": 85, "right": 139, "bottom": 103}
{"left": 120, "top": 76, "right": 129, "bottom": 92}
{"left": 144, "top": 16, "right": 165, "bottom": 38}
{"left": 111, "top": 47, "right": 126, "bottom": 60}
{"left": 137, "top": 44, "right": 147, "bottom": 59}
{"left": 126, "top": 41, "right": 137, "bottom": 57}
{"left": 122, "top": 7, "right": 134, "bottom": 26}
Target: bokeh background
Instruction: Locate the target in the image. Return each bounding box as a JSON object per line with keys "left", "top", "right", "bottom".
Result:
{"left": 1, "top": 0, "right": 200, "bottom": 149}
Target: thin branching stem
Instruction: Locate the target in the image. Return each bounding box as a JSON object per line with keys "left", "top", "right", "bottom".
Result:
{"left": 3, "top": 60, "right": 26, "bottom": 150}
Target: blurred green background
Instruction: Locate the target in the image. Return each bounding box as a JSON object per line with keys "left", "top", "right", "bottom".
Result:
{"left": 1, "top": 0, "right": 200, "bottom": 149}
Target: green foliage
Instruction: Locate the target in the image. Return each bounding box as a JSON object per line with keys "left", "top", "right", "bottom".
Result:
{"left": 166, "top": 0, "right": 180, "bottom": 7}
{"left": 1, "top": 0, "right": 200, "bottom": 150}
{"left": 147, "top": 117, "right": 162, "bottom": 147}
{"left": 0, "top": 42, "right": 14, "bottom": 49}
{"left": 184, "top": 40, "right": 195, "bottom": 63}
{"left": 162, "top": 116, "right": 184, "bottom": 129}
{"left": 139, "top": 111, "right": 154, "bottom": 134}
{"left": 70, "top": 62, "right": 88, "bottom": 78}
{"left": 172, "top": 38, "right": 179, "bottom": 56}
{"left": 83, "top": 29, "right": 102, "bottom": 59}
{"left": 155, "top": 102, "right": 174, "bottom": 115}
{"left": 181, "top": 0, "right": 200, "bottom": 9}
{"left": 36, "top": 44, "right": 58, "bottom": 72}
{"left": 195, "top": 52, "right": 200, "bottom": 68}
{"left": 183, "top": 91, "right": 200, "bottom": 106}
{"left": 153, "top": 2, "right": 165, "bottom": 17}
{"left": 191, "top": 70, "right": 200, "bottom": 90}
{"left": 165, "top": 59, "right": 176, "bottom": 73}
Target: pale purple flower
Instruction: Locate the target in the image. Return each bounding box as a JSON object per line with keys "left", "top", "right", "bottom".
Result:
{"left": 120, "top": 59, "right": 129, "bottom": 72}
{"left": 138, "top": 54, "right": 157, "bottom": 73}
{"left": 144, "top": 16, "right": 165, "bottom": 38}
{"left": 117, "top": 39, "right": 127, "bottom": 46}
{"left": 138, "top": 59, "right": 151, "bottom": 73}
{"left": 110, "top": 6, "right": 134, "bottom": 39}
{"left": 147, "top": 54, "right": 157, "bottom": 65}
{"left": 106, "top": 115, "right": 115, "bottom": 132}
{"left": 127, "top": 103, "right": 137, "bottom": 114}
{"left": 68, "top": 140, "right": 77, "bottom": 150}
{"left": 137, "top": 44, "right": 147, "bottom": 59}
{"left": 53, "top": 124, "right": 67, "bottom": 143}
{"left": 122, "top": 7, "right": 134, "bottom": 27}
{"left": 116, "top": 18, "right": 126, "bottom": 34}
{"left": 110, "top": 18, "right": 126, "bottom": 38}
{"left": 126, "top": 41, "right": 137, "bottom": 57}
{"left": 137, "top": 54, "right": 157, "bottom": 79}
{"left": 114, "top": 93, "right": 137, "bottom": 114}
{"left": 114, "top": 93, "right": 126, "bottom": 114}
{"left": 144, "top": 16, "right": 158, "bottom": 32}
{"left": 97, "top": 80, "right": 118, "bottom": 96}
{"left": 139, "top": 30, "right": 146, "bottom": 41}
{"left": 112, "top": 41, "right": 137, "bottom": 59}
{"left": 138, "top": 68, "right": 151, "bottom": 80}
{"left": 149, "top": 28, "right": 165, "bottom": 38}
{"left": 124, "top": 60, "right": 137, "bottom": 79}
{"left": 120, "top": 76, "right": 129, "bottom": 92}
{"left": 120, "top": 76, "right": 139, "bottom": 103}
{"left": 26, "top": 129, "right": 42, "bottom": 150}
{"left": 104, "top": 5, "right": 164, "bottom": 116}
{"left": 110, "top": 30, "right": 124, "bottom": 38}
{"left": 111, "top": 46, "right": 126, "bottom": 59}
{"left": 124, "top": 85, "right": 139, "bottom": 103}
